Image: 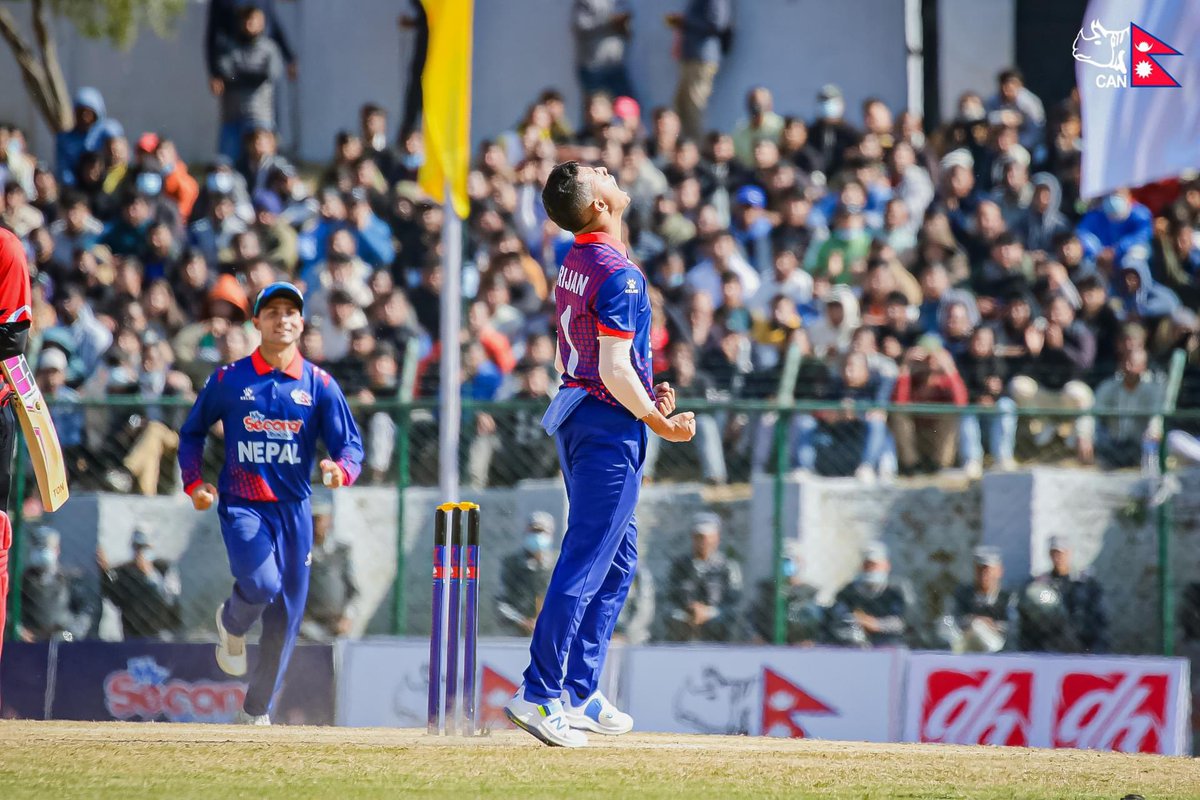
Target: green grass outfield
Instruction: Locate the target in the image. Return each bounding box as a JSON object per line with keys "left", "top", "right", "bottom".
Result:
{"left": 0, "top": 721, "right": 1195, "bottom": 799}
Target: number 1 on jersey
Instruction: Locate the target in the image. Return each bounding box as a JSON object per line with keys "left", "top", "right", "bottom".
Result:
{"left": 560, "top": 306, "right": 580, "bottom": 377}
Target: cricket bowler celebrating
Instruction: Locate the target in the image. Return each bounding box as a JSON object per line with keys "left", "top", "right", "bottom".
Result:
{"left": 505, "top": 163, "right": 696, "bottom": 747}
{"left": 179, "top": 282, "right": 363, "bottom": 724}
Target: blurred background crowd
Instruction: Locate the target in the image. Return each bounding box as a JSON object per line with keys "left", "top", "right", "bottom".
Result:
{"left": 4, "top": 0, "right": 1198, "bottom": 501}
{"left": 3, "top": 0, "right": 1200, "bottom": 660}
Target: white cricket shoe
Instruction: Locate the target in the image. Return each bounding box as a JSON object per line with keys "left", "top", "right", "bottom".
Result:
{"left": 565, "top": 690, "right": 633, "bottom": 735}
{"left": 234, "top": 709, "right": 270, "bottom": 726}
{"left": 215, "top": 605, "right": 247, "bottom": 677}
{"left": 504, "top": 688, "right": 589, "bottom": 748}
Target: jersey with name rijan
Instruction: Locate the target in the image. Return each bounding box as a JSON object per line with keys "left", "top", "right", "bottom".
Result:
{"left": 179, "top": 350, "right": 363, "bottom": 502}
{"left": 555, "top": 232, "right": 654, "bottom": 411}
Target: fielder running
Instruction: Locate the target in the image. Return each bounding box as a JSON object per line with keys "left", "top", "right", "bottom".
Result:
{"left": 179, "top": 282, "right": 363, "bottom": 724}
{"left": 505, "top": 162, "right": 696, "bottom": 747}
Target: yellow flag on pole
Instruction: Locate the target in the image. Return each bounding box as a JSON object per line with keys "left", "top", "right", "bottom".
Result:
{"left": 417, "top": 0, "right": 473, "bottom": 219}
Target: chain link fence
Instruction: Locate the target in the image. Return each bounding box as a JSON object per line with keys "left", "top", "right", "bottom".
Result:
{"left": 4, "top": 387, "right": 1199, "bottom": 666}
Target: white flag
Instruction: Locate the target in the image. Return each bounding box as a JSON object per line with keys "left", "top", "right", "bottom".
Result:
{"left": 1078, "top": 0, "right": 1200, "bottom": 198}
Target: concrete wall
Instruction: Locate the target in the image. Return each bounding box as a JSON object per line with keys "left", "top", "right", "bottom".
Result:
{"left": 33, "top": 466, "right": 1200, "bottom": 653}
{"left": 938, "top": 0, "right": 1016, "bottom": 120}
{"left": 0, "top": 0, "right": 911, "bottom": 166}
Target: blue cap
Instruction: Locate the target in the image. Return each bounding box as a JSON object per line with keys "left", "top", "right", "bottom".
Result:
{"left": 253, "top": 281, "right": 304, "bottom": 317}
{"left": 735, "top": 184, "right": 767, "bottom": 209}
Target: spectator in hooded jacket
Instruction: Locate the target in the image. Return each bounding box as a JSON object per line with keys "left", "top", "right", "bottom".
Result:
{"left": 1015, "top": 173, "right": 1071, "bottom": 255}
{"left": 55, "top": 87, "right": 124, "bottom": 186}
{"left": 1113, "top": 250, "right": 1181, "bottom": 329}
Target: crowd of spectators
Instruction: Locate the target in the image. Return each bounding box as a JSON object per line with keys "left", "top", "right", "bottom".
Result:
{"left": 0, "top": 0, "right": 1196, "bottom": 504}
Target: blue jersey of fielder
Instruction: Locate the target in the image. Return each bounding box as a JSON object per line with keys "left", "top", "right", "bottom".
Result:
{"left": 179, "top": 349, "right": 364, "bottom": 501}
{"left": 544, "top": 231, "right": 654, "bottom": 433}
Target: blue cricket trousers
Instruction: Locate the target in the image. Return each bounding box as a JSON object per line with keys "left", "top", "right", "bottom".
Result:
{"left": 523, "top": 397, "right": 645, "bottom": 704}
{"left": 218, "top": 497, "right": 312, "bottom": 717}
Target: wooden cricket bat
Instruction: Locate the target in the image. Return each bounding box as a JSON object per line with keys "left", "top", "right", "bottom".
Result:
{"left": 1, "top": 355, "right": 69, "bottom": 512}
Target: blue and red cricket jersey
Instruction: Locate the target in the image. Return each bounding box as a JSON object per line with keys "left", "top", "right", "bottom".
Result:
{"left": 179, "top": 349, "right": 363, "bottom": 502}
{"left": 554, "top": 231, "right": 654, "bottom": 414}
{"left": 524, "top": 230, "right": 655, "bottom": 706}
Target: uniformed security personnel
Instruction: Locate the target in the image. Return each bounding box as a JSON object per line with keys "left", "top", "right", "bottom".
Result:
{"left": 952, "top": 546, "right": 1015, "bottom": 652}
{"left": 749, "top": 539, "right": 825, "bottom": 644}
{"left": 1018, "top": 535, "right": 1108, "bottom": 653}
{"left": 496, "top": 512, "right": 557, "bottom": 636}
{"left": 20, "top": 526, "right": 93, "bottom": 642}
{"left": 663, "top": 512, "right": 743, "bottom": 642}
{"left": 829, "top": 541, "right": 913, "bottom": 648}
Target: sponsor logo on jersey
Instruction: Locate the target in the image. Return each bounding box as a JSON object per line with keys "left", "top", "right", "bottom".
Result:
{"left": 243, "top": 410, "right": 303, "bottom": 440}
{"left": 625, "top": 278, "right": 639, "bottom": 294}
{"left": 241, "top": 387, "right": 254, "bottom": 401}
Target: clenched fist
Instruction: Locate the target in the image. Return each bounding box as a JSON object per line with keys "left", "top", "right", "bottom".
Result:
{"left": 191, "top": 483, "right": 217, "bottom": 511}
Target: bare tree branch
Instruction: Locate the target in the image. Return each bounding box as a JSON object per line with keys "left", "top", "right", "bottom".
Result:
{"left": 0, "top": 5, "right": 60, "bottom": 132}
{"left": 32, "top": 0, "right": 73, "bottom": 130}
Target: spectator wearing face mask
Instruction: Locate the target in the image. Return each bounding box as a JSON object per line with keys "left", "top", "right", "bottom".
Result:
{"left": 729, "top": 184, "right": 775, "bottom": 274}
{"left": 748, "top": 540, "right": 824, "bottom": 645}
{"left": 829, "top": 541, "right": 913, "bottom": 648}
{"left": 18, "top": 526, "right": 94, "bottom": 642}
{"left": 496, "top": 512, "right": 558, "bottom": 636}
{"left": 808, "top": 84, "right": 859, "bottom": 179}
{"left": 811, "top": 208, "right": 872, "bottom": 286}
{"left": 1076, "top": 189, "right": 1153, "bottom": 274}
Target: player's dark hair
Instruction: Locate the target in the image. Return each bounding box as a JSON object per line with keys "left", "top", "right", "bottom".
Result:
{"left": 541, "top": 161, "right": 593, "bottom": 233}
{"left": 998, "top": 67, "right": 1023, "bottom": 85}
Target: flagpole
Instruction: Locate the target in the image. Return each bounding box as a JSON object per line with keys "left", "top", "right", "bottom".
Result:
{"left": 438, "top": 181, "right": 462, "bottom": 504}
